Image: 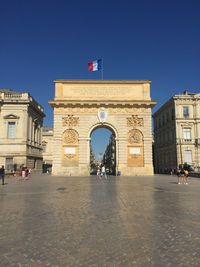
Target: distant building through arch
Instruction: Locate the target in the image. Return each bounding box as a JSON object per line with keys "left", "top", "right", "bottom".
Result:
{"left": 90, "top": 124, "right": 117, "bottom": 175}
{"left": 49, "top": 80, "right": 156, "bottom": 176}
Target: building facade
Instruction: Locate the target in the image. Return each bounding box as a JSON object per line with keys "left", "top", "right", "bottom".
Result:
{"left": 49, "top": 80, "right": 156, "bottom": 176}
{"left": 0, "top": 89, "right": 45, "bottom": 172}
{"left": 153, "top": 91, "right": 200, "bottom": 173}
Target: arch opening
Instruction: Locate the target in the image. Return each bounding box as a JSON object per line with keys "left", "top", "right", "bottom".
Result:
{"left": 90, "top": 125, "right": 116, "bottom": 176}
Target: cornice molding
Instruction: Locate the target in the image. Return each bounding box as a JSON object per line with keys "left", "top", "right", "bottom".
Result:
{"left": 49, "top": 100, "right": 156, "bottom": 108}
{"left": 54, "top": 80, "right": 151, "bottom": 84}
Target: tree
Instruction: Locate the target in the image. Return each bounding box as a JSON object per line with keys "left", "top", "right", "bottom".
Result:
{"left": 90, "top": 142, "right": 96, "bottom": 173}
{"left": 103, "top": 133, "right": 116, "bottom": 174}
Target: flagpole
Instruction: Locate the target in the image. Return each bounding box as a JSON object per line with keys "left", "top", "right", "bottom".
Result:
{"left": 101, "top": 58, "right": 103, "bottom": 80}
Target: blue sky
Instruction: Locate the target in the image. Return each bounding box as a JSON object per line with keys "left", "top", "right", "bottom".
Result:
{"left": 91, "top": 128, "right": 112, "bottom": 160}
{"left": 1, "top": 0, "right": 200, "bottom": 158}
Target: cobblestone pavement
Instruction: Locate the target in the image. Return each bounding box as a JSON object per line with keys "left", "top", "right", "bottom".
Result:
{"left": 0, "top": 174, "right": 200, "bottom": 267}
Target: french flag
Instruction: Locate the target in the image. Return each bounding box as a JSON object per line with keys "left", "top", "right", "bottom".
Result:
{"left": 88, "top": 59, "right": 102, "bottom": 72}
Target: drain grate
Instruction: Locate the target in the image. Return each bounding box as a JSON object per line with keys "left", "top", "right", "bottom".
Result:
{"left": 154, "top": 187, "right": 165, "bottom": 192}
{"left": 56, "top": 187, "right": 66, "bottom": 191}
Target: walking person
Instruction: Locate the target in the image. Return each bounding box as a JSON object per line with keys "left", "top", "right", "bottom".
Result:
{"left": 101, "top": 165, "right": 107, "bottom": 179}
{"left": 179, "top": 167, "right": 185, "bottom": 184}
{"left": 22, "top": 167, "right": 26, "bottom": 180}
{"left": 176, "top": 167, "right": 181, "bottom": 184}
{"left": 184, "top": 169, "right": 189, "bottom": 184}
{"left": 97, "top": 166, "right": 101, "bottom": 179}
{"left": 25, "top": 167, "right": 29, "bottom": 180}
{"left": 0, "top": 165, "right": 5, "bottom": 185}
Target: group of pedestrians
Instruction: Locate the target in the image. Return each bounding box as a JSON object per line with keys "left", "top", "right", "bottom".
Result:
{"left": 176, "top": 167, "right": 189, "bottom": 185}
{"left": 0, "top": 165, "right": 32, "bottom": 185}
{"left": 18, "top": 167, "right": 31, "bottom": 181}
{"left": 97, "top": 165, "right": 107, "bottom": 179}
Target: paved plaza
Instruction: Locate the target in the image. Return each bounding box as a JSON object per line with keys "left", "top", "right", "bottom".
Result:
{"left": 0, "top": 174, "right": 200, "bottom": 267}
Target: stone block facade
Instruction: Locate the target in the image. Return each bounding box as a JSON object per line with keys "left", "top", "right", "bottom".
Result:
{"left": 49, "top": 80, "right": 156, "bottom": 176}
{"left": 0, "top": 89, "right": 45, "bottom": 172}
{"left": 153, "top": 91, "right": 200, "bottom": 173}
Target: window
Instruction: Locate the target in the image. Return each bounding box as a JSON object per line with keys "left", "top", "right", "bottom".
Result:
{"left": 166, "top": 112, "right": 169, "bottom": 122}
{"left": 184, "top": 150, "right": 192, "bottom": 164}
{"left": 162, "top": 114, "right": 165, "bottom": 126}
{"left": 7, "top": 122, "right": 16, "bottom": 138}
{"left": 154, "top": 119, "right": 157, "bottom": 129}
{"left": 42, "top": 142, "right": 47, "bottom": 152}
{"left": 183, "top": 128, "right": 191, "bottom": 141}
{"left": 5, "top": 157, "right": 13, "bottom": 171}
{"left": 158, "top": 135, "right": 160, "bottom": 145}
{"left": 171, "top": 109, "right": 174, "bottom": 120}
{"left": 183, "top": 106, "right": 189, "bottom": 118}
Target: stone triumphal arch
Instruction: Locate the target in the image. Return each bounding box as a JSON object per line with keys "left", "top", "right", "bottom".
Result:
{"left": 49, "top": 80, "right": 156, "bottom": 176}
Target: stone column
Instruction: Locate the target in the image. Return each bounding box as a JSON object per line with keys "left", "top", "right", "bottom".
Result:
{"left": 118, "top": 138, "right": 127, "bottom": 175}
{"left": 29, "top": 116, "right": 32, "bottom": 144}
{"left": 79, "top": 137, "right": 90, "bottom": 175}
{"left": 52, "top": 113, "right": 62, "bottom": 175}
{"left": 32, "top": 121, "right": 35, "bottom": 145}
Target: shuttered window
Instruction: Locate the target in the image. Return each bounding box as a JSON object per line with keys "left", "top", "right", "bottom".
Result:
{"left": 7, "top": 122, "right": 16, "bottom": 138}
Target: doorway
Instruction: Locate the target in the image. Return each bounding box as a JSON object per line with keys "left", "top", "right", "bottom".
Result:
{"left": 90, "top": 126, "right": 116, "bottom": 175}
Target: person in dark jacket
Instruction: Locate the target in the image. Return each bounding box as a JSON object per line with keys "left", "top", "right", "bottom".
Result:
{"left": 0, "top": 165, "right": 5, "bottom": 185}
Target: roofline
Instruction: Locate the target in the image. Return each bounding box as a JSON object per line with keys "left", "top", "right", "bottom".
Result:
{"left": 153, "top": 97, "right": 174, "bottom": 117}
{"left": 153, "top": 92, "right": 200, "bottom": 117}
{"left": 54, "top": 80, "right": 151, "bottom": 84}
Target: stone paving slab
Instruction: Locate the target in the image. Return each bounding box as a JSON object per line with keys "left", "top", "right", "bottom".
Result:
{"left": 0, "top": 174, "right": 200, "bottom": 267}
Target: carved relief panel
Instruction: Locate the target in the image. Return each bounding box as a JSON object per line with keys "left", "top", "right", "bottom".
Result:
{"left": 63, "top": 129, "right": 78, "bottom": 145}
{"left": 127, "top": 129, "right": 144, "bottom": 167}
{"left": 127, "top": 115, "right": 144, "bottom": 127}
{"left": 62, "top": 129, "right": 79, "bottom": 166}
{"left": 62, "top": 115, "right": 79, "bottom": 128}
